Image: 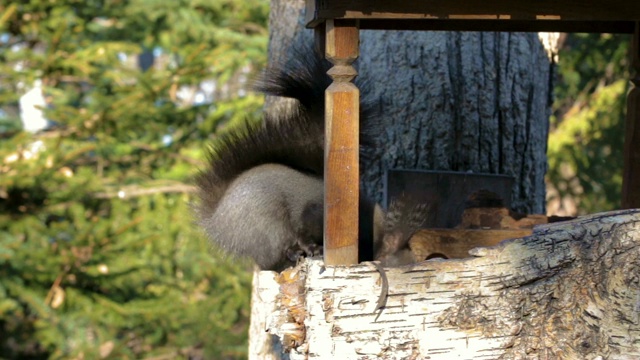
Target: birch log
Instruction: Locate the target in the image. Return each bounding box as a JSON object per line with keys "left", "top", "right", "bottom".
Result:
{"left": 252, "top": 209, "right": 640, "bottom": 359}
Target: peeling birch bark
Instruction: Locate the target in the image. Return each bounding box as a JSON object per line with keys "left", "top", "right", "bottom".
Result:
{"left": 252, "top": 209, "right": 640, "bottom": 359}
{"left": 249, "top": 270, "right": 289, "bottom": 360}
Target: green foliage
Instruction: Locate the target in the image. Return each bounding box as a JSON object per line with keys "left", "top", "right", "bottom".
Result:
{"left": 548, "top": 33, "right": 630, "bottom": 214}
{"left": 0, "top": 0, "right": 268, "bottom": 358}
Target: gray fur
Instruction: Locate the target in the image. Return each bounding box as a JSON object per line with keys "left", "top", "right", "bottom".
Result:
{"left": 200, "top": 164, "right": 323, "bottom": 270}
{"left": 196, "top": 47, "right": 430, "bottom": 271}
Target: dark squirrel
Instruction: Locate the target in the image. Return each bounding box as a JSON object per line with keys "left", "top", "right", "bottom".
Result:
{"left": 196, "top": 48, "right": 426, "bottom": 271}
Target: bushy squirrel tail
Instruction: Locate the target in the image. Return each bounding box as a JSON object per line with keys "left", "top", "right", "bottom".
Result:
{"left": 196, "top": 47, "right": 379, "bottom": 227}
{"left": 196, "top": 49, "right": 330, "bottom": 220}
{"left": 195, "top": 46, "right": 424, "bottom": 270}
{"left": 195, "top": 47, "right": 382, "bottom": 270}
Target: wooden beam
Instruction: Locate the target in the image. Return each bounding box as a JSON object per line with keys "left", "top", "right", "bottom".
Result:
{"left": 306, "top": 0, "right": 640, "bottom": 28}
{"left": 623, "top": 22, "right": 640, "bottom": 209}
{"left": 358, "top": 19, "right": 636, "bottom": 34}
{"left": 410, "top": 228, "right": 534, "bottom": 260}
{"left": 323, "top": 19, "right": 360, "bottom": 266}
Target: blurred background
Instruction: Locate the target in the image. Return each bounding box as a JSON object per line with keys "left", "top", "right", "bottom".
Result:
{"left": 0, "top": 1, "right": 628, "bottom": 359}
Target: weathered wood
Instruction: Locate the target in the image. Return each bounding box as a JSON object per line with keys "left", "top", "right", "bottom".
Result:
{"left": 409, "top": 207, "right": 547, "bottom": 260}
{"left": 323, "top": 19, "right": 360, "bottom": 266}
{"left": 623, "top": 22, "right": 640, "bottom": 209}
{"left": 305, "top": 0, "right": 640, "bottom": 33}
{"left": 410, "top": 228, "right": 534, "bottom": 259}
{"left": 258, "top": 209, "right": 640, "bottom": 359}
{"left": 358, "top": 19, "right": 636, "bottom": 34}
{"left": 458, "top": 207, "right": 548, "bottom": 230}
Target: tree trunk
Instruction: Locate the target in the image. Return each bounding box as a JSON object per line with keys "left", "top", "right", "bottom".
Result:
{"left": 358, "top": 31, "right": 552, "bottom": 214}
{"left": 257, "top": 209, "right": 640, "bottom": 359}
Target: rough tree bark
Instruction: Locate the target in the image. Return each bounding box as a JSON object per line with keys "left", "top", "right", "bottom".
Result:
{"left": 358, "top": 31, "right": 552, "bottom": 214}
{"left": 260, "top": 209, "right": 640, "bottom": 359}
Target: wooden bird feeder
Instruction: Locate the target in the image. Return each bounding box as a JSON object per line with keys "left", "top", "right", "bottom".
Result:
{"left": 312, "top": 1, "right": 640, "bottom": 267}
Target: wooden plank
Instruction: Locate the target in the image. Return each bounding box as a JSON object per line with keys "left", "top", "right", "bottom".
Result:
{"left": 623, "top": 22, "right": 640, "bottom": 209}
{"left": 459, "top": 207, "right": 548, "bottom": 230}
{"left": 410, "top": 228, "right": 533, "bottom": 259}
{"left": 306, "top": 0, "right": 640, "bottom": 27}
{"left": 358, "top": 19, "right": 637, "bottom": 33}
{"left": 323, "top": 19, "right": 361, "bottom": 266}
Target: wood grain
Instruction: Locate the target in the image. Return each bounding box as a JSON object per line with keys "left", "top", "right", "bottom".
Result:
{"left": 306, "top": 0, "right": 639, "bottom": 32}
{"left": 410, "top": 228, "right": 534, "bottom": 259}
{"left": 323, "top": 20, "right": 361, "bottom": 266}
{"left": 306, "top": 0, "right": 640, "bottom": 24}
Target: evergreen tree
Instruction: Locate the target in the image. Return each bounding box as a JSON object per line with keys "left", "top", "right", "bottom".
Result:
{"left": 547, "top": 33, "right": 630, "bottom": 214}
{"left": 0, "top": 1, "right": 268, "bottom": 358}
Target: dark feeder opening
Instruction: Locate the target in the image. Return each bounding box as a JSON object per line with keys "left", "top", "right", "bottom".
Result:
{"left": 384, "top": 169, "right": 529, "bottom": 260}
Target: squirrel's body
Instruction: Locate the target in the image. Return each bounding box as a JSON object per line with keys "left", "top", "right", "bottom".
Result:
{"left": 202, "top": 163, "right": 324, "bottom": 270}
{"left": 196, "top": 48, "right": 423, "bottom": 271}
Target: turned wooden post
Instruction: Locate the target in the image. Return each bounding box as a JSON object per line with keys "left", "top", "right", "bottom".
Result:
{"left": 623, "top": 22, "right": 640, "bottom": 209}
{"left": 323, "top": 19, "right": 360, "bottom": 266}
